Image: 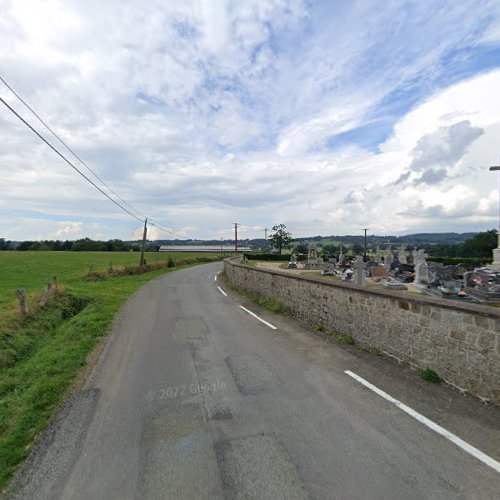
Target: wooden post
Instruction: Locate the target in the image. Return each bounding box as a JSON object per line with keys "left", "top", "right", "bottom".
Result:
{"left": 140, "top": 218, "right": 148, "bottom": 267}
{"left": 16, "top": 289, "right": 29, "bottom": 315}
{"left": 53, "top": 276, "right": 58, "bottom": 291}
{"left": 39, "top": 282, "right": 53, "bottom": 308}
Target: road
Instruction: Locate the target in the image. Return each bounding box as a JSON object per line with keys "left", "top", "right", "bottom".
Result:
{"left": 10, "top": 262, "right": 500, "bottom": 499}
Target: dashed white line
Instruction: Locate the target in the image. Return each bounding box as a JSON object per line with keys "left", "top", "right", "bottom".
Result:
{"left": 344, "top": 370, "right": 500, "bottom": 474}
{"left": 217, "top": 286, "right": 227, "bottom": 297}
{"left": 214, "top": 275, "right": 217, "bottom": 281}
{"left": 239, "top": 306, "right": 277, "bottom": 330}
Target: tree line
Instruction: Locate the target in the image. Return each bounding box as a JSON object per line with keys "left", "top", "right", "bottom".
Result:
{"left": 0, "top": 237, "right": 145, "bottom": 252}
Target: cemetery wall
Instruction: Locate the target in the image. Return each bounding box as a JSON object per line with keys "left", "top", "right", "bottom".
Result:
{"left": 224, "top": 258, "right": 500, "bottom": 405}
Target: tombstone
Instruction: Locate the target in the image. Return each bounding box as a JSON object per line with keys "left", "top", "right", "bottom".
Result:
{"left": 398, "top": 245, "right": 407, "bottom": 264}
{"left": 374, "top": 242, "right": 382, "bottom": 264}
{"left": 463, "top": 268, "right": 500, "bottom": 302}
{"left": 338, "top": 244, "right": 345, "bottom": 266}
{"left": 352, "top": 255, "right": 366, "bottom": 286}
{"left": 372, "top": 266, "right": 388, "bottom": 278}
{"left": 380, "top": 278, "right": 408, "bottom": 290}
{"left": 305, "top": 244, "right": 323, "bottom": 269}
{"left": 321, "top": 262, "right": 336, "bottom": 276}
{"left": 384, "top": 243, "right": 394, "bottom": 269}
{"left": 414, "top": 249, "right": 429, "bottom": 285}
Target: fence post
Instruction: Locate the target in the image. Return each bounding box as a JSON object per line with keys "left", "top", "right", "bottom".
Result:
{"left": 16, "top": 289, "right": 29, "bottom": 315}
{"left": 38, "top": 282, "right": 53, "bottom": 308}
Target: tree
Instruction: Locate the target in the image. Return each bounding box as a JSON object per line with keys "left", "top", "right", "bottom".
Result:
{"left": 269, "top": 224, "right": 292, "bottom": 254}
{"left": 462, "top": 229, "right": 497, "bottom": 258}
{"left": 293, "top": 243, "right": 308, "bottom": 255}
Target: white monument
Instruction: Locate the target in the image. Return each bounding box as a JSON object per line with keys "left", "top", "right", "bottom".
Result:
{"left": 414, "top": 249, "right": 429, "bottom": 285}
{"left": 374, "top": 242, "right": 382, "bottom": 264}
{"left": 398, "top": 244, "right": 407, "bottom": 264}
{"left": 384, "top": 243, "right": 394, "bottom": 269}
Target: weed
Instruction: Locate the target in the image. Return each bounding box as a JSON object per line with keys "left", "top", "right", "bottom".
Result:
{"left": 420, "top": 368, "right": 441, "bottom": 383}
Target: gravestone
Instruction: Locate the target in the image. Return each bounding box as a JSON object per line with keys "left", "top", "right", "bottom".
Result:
{"left": 322, "top": 262, "right": 336, "bottom": 276}
{"left": 384, "top": 243, "right": 394, "bottom": 269}
{"left": 372, "top": 266, "right": 388, "bottom": 278}
{"left": 338, "top": 244, "right": 345, "bottom": 266}
{"left": 352, "top": 255, "right": 366, "bottom": 286}
{"left": 414, "top": 249, "right": 429, "bottom": 285}
{"left": 374, "top": 242, "right": 382, "bottom": 264}
{"left": 398, "top": 245, "right": 407, "bottom": 264}
{"left": 305, "top": 244, "right": 323, "bottom": 269}
{"left": 464, "top": 268, "right": 500, "bottom": 302}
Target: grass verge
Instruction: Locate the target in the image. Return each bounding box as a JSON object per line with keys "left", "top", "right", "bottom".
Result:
{"left": 0, "top": 254, "right": 220, "bottom": 490}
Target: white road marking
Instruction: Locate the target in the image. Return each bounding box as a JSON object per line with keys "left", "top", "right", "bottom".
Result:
{"left": 344, "top": 370, "right": 500, "bottom": 474}
{"left": 217, "top": 286, "right": 227, "bottom": 297}
{"left": 239, "top": 306, "right": 278, "bottom": 330}
{"left": 214, "top": 275, "right": 217, "bottom": 281}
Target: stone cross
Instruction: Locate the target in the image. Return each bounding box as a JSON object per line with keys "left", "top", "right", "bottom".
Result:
{"left": 352, "top": 255, "right": 366, "bottom": 286}
{"left": 398, "top": 244, "right": 407, "bottom": 264}
{"left": 374, "top": 242, "right": 381, "bottom": 264}
{"left": 384, "top": 243, "right": 394, "bottom": 269}
{"left": 414, "top": 249, "right": 429, "bottom": 284}
{"left": 338, "top": 244, "right": 345, "bottom": 265}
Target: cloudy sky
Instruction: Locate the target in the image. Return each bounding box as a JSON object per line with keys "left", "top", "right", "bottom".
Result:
{"left": 1, "top": 0, "right": 500, "bottom": 241}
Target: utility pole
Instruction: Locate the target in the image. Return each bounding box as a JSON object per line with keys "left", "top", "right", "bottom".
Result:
{"left": 233, "top": 223, "right": 238, "bottom": 253}
{"left": 489, "top": 161, "right": 500, "bottom": 269}
{"left": 264, "top": 227, "right": 268, "bottom": 241}
{"left": 363, "top": 228, "right": 368, "bottom": 262}
{"left": 140, "top": 218, "right": 148, "bottom": 266}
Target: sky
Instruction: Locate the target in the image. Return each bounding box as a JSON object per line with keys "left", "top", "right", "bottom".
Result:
{"left": 1, "top": 0, "right": 500, "bottom": 242}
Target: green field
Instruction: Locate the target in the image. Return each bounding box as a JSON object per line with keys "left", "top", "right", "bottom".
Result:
{"left": 0, "top": 251, "right": 222, "bottom": 490}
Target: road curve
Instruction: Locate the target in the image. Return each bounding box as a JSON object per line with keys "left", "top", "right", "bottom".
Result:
{"left": 10, "top": 262, "right": 500, "bottom": 499}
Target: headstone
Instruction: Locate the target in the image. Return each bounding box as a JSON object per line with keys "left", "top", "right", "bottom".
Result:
{"left": 380, "top": 278, "right": 408, "bottom": 290}
{"left": 372, "top": 266, "right": 388, "bottom": 278}
{"left": 321, "top": 262, "right": 336, "bottom": 276}
{"left": 384, "top": 243, "right": 394, "bottom": 269}
{"left": 305, "top": 244, "right": 323, "bottom": 269}
{"left": 464, "top": 268, "right": 500, "bottom": 302}
{"left": 352, "top": 255, "right": 366, "bottom": 286}
{"left": 338, "top": 244, "right": 345, "bottom": 266}
{"left": 374, "top": 242, "right": 382, "bottom": 264}
{"left": 414, "top": 249, "right": 429, "bottom": 284}
{"left": 398, "top": 245, "right": 407, "bottom": 264}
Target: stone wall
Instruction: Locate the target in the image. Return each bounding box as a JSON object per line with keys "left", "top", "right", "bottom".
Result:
{"left": 224, "top": 258, "right": 500, "bottom": 406}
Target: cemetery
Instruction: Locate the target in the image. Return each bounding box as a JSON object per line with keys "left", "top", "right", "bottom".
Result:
{"left": 245, "top": 242, "right": 500, "bottom": 304}
{"left": 229, "top": 240, "right": 500, "bottom": 406}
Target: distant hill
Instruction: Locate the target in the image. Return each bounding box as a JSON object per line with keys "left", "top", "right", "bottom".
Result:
{"left": 144, "top": 232, "right": 478, "bottom": 249}
{"left": 291, "top": 232, "right": 477, "bottom": 246}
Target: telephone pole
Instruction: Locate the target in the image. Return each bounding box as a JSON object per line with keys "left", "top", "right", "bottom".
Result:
{"left": 264, "top": 227, "right": 268, "bottom": 241}
{"left": 233, "top": 223, "right": 239, "bottom": 253}
{"left": 139, "top": 218, "right": 148, "bottom": 266}
{"left": 363, "top": 228, "right": 368, "bottom": 261}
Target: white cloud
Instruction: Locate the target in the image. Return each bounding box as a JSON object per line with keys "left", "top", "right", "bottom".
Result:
{"left": 0, "top": 0, "right": 500, "bottom": 241}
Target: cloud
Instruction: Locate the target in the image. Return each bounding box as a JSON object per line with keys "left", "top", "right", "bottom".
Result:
{"left": 1, "top": 1, "right": 500, "bottom": 241}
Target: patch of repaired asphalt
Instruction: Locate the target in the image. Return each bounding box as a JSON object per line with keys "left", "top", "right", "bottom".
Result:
{"left": 215, "top": 434, "right": 311, "bottom": 500}
{"left": 225, "top": 354, "right": 280, "bottom": 396}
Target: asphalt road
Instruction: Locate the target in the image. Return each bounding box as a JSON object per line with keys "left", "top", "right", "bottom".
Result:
{"left": 10, "top": 262, "right": 500, "bottom": 499}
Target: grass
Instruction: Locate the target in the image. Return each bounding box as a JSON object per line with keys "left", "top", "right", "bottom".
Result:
{"left": 0, "top": 251, "right": 222, "bottom": 490}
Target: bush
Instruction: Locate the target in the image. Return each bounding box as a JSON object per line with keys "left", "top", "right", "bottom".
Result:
{"left": 167, "top": 257, "right": 176, "bottom": 268}
{"left": 427, "top": 256, "right": 491, "bottom": 268}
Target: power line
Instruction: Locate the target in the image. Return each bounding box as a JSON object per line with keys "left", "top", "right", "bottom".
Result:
{"left": 0, "top": 76, "right": 188, "bottom": 239}
{"left": 148, "top": 220, "right": 185, "bottom": 239}
{"left": 0, "top": 96, "right": 144, "bottom": 223}
{"left": 0, "top": 74, "right": 147, "bottom": 221}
